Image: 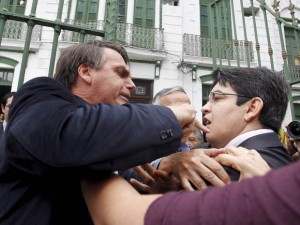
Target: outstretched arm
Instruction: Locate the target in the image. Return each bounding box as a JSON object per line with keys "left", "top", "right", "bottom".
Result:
{"left": 81, "top": 175, "right": 161, "bottom": 225}
{"left": 82, "top": 147, "right": 275, "bottom": 225}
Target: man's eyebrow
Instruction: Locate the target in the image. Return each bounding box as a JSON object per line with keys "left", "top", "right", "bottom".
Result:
{"left": 114, "top": 65, "right": 130, "bottom": 77}
{"left": 211, "top": 90, "right": 224, "bottom": 94}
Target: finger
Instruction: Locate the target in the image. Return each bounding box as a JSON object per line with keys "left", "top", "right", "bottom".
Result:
{"left": 130, "top": 178, "right": 150, "bottom": 193}
{"left": 141, "top": 163, "right": 156, "bottom": 176}
{"left": 187, "top": 171, "right": 209, "bottom": 189}
{"left": 224, "top": 146, "right": 248, "bottom": 156}
{"left": 180, "top": 177, "right": 197, "bottom": 191}
{"left": 214, "top": 154, "right": 241, "bottom": 172}
{"left": 195, "top": 120, "right": 209, "bottom": 133}
{"left": 152, "top": 169, "right": 170, "bottom": 180}
{"left": 196, "top": 154, "right": 231, "bottom": 185}
{"left": 193, "top": 162, "right": 229, "bottom": 187}
{"left": 133, "top": 166, "right": 154, "bottom": 184}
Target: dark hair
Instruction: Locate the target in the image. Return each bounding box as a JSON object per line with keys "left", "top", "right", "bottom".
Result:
{"left": 1, "top": 92, "right": 16, "bottom": 107}
{"left": 211, "top": 67, "right": 290, "bottom": 132}
{"left": 152, "top": 86, "right": 187, "bottom": 105}
{"left": 54, "top": 40, "right": 129, "bottom": 89}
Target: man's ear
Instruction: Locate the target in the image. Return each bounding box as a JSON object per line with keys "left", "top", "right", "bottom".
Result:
{"left": 245, "top": 97, "right": 264, "bottom": 122}
{"left": 77, "top": 64, "right": 92, "bottom": 85}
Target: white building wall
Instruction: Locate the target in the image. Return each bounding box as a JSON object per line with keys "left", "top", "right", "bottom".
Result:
{"left": 153, "top": 1, "right": 203, "bottom": 120}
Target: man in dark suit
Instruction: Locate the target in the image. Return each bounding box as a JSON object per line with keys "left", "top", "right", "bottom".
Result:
{"left": 130, "top": 67, "right": 293, "bottom": 192}
{"left": 0, "top": 92, "right": 15, "bottom": 138}
{"left": 0, "top": 40, "right": 200, "bottom": 225}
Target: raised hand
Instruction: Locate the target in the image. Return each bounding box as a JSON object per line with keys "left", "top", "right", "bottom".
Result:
{"left": 214, "top": 147, "right": 271, "bottom": 180}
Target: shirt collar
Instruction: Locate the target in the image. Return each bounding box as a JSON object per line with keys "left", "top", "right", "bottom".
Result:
{"left": 225, "top": 129, "right": 274, "bottom": 147}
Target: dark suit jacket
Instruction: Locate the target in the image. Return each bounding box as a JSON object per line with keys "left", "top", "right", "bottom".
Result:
{"left": 197, "top": 132, "right": 293, "bottom": 181}
{"left": 0, "top": 77, "right": 182, "bottom": 225}
{"left": 0, "top": 122, "right": 3, "bottom": 138}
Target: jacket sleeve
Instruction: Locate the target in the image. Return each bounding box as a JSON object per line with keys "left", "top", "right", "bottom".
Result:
{"left": 145, "top": 161, "right": 300, "bottom": 225}
{"left": 6, "top": 81, "right": 182, "bottom": 177}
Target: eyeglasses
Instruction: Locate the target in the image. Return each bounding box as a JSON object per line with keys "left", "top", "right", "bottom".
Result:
{"left": 208, "top": 91, "right": 251, "bottom": 103}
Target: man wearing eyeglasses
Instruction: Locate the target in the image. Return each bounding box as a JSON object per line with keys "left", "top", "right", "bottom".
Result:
{"left": 131, "top": 67, "right": 293, "bottom": 192}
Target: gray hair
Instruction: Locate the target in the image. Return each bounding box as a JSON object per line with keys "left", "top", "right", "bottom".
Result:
{"left": 54, "top": 40, "right": 129, "bottom": 89}
{"left": 152, "top": 86, "right": 187, "bottom": 105}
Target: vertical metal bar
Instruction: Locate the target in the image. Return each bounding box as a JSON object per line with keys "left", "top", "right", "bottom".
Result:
{"left": 294, "top": 29, "right": 300, "bottom": 62}
{"left": 277, "top": 21, "right": 289, "bottom": 76}
{"left": 261, "top": 2, "right": 275, "bottom": 71}
{"left": 250, "top": 0, "right": 261, "bottom": 67}
{"left": 17, "top": 0, "right": 39, "bottom": 89}
{"left": 30, "top": 0, "right": 38, "bottom": 17}
{"left": 230, "top": 0, "right": 240, "bottom": 67}
{"left": 48, "top": 0, "right": 64, "bottom": 77}
{"left": 240, "top": 0, "right": 250, "bottom": 67}
{"left": 160, "top": 0, "right": 162, "bottom": 28}
{"left": 223, "top": 0, "right": 230, "bottom": 66}
{"left": 66, "top": 0, "right": 72, "bottom": 21}
{"left": 209, "top": 4, "right": 217, "bottom": 70}
{"left": 12, "top": 0, "right": 17, "bottom": 13}
{"left": 17, "top": 21, "right": 34, "bottom": 88}
{"left": 216, "top": 3, "right": 222, "bottom": 67}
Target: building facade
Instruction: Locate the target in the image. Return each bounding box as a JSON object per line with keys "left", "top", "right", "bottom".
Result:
{"left": 0, "top": 0, "right": 299, "bottom": 124}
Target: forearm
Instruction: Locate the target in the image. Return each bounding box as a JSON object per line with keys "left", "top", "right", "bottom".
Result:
{"left": 81, "top": 175, "right": 161, "bottom": 225}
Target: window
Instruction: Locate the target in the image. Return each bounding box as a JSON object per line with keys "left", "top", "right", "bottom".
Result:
{"left": 0, "top": 69, "right": 14, "bottom": 83}
{"left": 200, "top": 0, "right": 231, "bottom": 39}
{"left": 0, "top": 0, "right": 26, "bottom": 14}
{"left": 134, "top": 0, "right": 155, "bottom": 28}
{"left": 129, "top": 79, "right": 153, "bottom": 103}
{"left": 118, "top": 0, "right": 126, "bottom": 23}
{"left": 75, "top": 0, "right": 99, "bottom": 21}
{"left": 285, "top": 27, "right": 300, "bottom": 66}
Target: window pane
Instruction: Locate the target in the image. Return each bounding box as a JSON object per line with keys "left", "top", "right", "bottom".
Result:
{"left": 136, "top": 8, "right": 142, "bottom": 18}
{"left": 136, "top": 0, "right": 142, "bottom": 7}
{"left": 147, "top": 0, "right": 154, "bottom": 8}
{"left": 147, "top": 8, "right": 153, "bottom": 19}
{"left": 89, "top": 2, "right": 97, "bottom": 13}
{"left": 78, "top": 0, "right": 84, "bottom": 13}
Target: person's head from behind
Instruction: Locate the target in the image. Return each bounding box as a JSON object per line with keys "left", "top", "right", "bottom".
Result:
{"left": 54, "top": 40, "right": 136, "bottom": 105}
{"left": 186, "top": 128, "right": 204, "bottom": 148}
{"left": 1, "top": 92, "right": 16, "bottom": 122}
{"left": 202, "top": 67, "right": 289, "bottom": 148}
{"left": 152, "top": 86, "right": 191, "bottom": 106}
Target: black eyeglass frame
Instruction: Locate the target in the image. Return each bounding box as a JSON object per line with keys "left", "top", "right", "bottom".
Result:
{"left": 209, "top": 91, "right": 251, "bottom": 102}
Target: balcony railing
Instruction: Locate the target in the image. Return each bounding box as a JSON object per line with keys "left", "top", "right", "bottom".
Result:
{"left": 286, "top": 65, "right": 300, "bottom": 83}
{"left": 3, "top": 20, "right": 42, "bottom": 41}
{"left": 116, "top": 23, "right": 164, "bottom": 51}
{"left": 2, "top": 19, "right": 164, "bottom": 52}
{"left": 61, "top": 19, "right": 105, "bottom": 42}
{"left": 183, "top": 33, "right": 254, "bottom": 62}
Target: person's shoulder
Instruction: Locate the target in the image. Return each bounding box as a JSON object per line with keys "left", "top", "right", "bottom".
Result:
{"left": 17, "top": 77, "right": 66, "bottom": 95}
{"left": 23, "top": 77, "right": 60, "bottom": 87}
